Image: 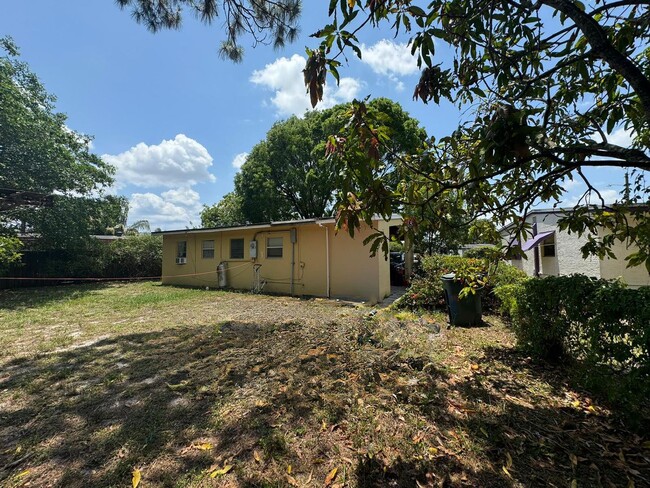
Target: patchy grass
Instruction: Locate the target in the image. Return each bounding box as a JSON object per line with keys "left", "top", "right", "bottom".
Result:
{"left": 0, "top": 282, "right": 648, "bottom": 487}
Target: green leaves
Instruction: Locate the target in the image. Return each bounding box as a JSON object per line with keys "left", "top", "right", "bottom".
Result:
{"left": 0, "top": 236, "right": 23, "bottom": 269}
{"left": 305, "top": 0, "right": 649, "bottom": 270}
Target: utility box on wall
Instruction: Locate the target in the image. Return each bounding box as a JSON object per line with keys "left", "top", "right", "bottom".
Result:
{"left": 249, "top": 240, "right": 257, "bottom": 259}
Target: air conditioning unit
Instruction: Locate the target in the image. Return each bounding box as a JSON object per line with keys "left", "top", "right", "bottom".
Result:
{"left": 176, "top": 257, "right": 187, "bottom": 264}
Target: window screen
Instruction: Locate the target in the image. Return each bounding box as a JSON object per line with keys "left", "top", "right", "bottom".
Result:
{"left": 202, "top": 240, "right": 215, "bottom": 259}
{"left": 267, "top": 236, "right": 283, "bottom": 258}
{"left": 177, "top": 241, "right": 187, "bottom": 258}
{"left": 230, "top": 238, "right": 244, "bottom": 259}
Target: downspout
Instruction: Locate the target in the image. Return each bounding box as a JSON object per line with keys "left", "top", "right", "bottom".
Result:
{"left": 317, "top": 221, "right": 330, "bottom": 298}
{"left": 290, "top": 229, "right": 296, "bottom": 296}
{"left": 532, "top": 218, "right": 540, "bottom": 277}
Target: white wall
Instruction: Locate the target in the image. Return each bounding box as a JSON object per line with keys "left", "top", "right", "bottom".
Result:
{"left": 503, "top": 212, "right": 600, "bottom": 278}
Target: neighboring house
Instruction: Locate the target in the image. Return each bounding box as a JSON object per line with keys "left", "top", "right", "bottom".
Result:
{"left": 154, "top": 216, "right": 402, "bottom": 304}
{"left": 500, "top": 208, "right": 650, "bottom": 288}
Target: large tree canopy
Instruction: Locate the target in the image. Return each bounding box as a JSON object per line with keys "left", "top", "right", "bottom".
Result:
{"left": 115, "top": 0, "right": 301, "bottom": 61}
{"left": 0, "top": 37, "right": 118, "bottom": 249}
{"left": 303, "top": 0, "right": 650, "bottom": 267}
{"left": 230, "top": 98, "right": 427, "bottom": 223}
{"left": 200, "top": 191, "right": 246, "bottom": 227}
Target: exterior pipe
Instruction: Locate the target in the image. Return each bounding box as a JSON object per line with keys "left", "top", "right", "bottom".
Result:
{"left": 532, "top": 218, "right": 540, "bottom": 277}
{"left": 291, "top": 237, "right": 295, "bottom": 296}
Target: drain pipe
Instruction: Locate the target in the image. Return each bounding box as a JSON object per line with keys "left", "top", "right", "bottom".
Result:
{"left": 290, "top": 228, "right": 297, "bottom": 296}
{"left": 317, "top": 221, "right": 330, "bottom": 298}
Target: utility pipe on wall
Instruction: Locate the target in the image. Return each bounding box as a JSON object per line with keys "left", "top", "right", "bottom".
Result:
{"left": 290, "top": 228, "right": 296, "bottom": 296}
{"left": 532, "top": 217, "right": 540, "bottom": 277}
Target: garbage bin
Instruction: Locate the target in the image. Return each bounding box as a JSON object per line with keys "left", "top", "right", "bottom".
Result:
{"left": 441, "top": 273, "right": 482, "bottom": 326}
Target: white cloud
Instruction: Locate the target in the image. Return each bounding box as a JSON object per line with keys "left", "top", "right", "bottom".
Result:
{"left": 608, "top": 127, "right": 635, "bottom": 148}
{"left": 360, "top": 39, "right": 419, "bottom": 90}
{"left": 103, "top": 134, "right": 216, "bottom": 189}
{"left": 364, "top": 40, "right": 419, "bottom": 76}
{"left": 231, "top": 152, "right": 248, "bottom": 170}
{"left": 562, "top": 188, "right": 620, "bottom": 207}
{"left": 250, "top": 54, "right": 362, "bottom": 117}
{"left": 128, "top": 187, "right": 202, "bottom": 230}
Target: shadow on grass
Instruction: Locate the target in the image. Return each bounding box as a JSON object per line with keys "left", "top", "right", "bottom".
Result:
{"left": 0, "top": 282, "right": 113, "bottom": 310}
{"left": 0, "top": 318, "right": 648, "bottom": 487}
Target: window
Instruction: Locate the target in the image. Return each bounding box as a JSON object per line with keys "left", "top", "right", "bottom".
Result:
{"left": 542, "top": 243, "right": 556, "bottom": 257}
{"left": 230, "top": 238, "right": 244, "bottom": 259}
{"left": 177, "top": 241, "right": 187, "bottom": 258}
{"left": 267, "top": 236, "right": 283, "bottom": 258}
{"left": 541, "top": 234, "right": 556, "bottom": 257}
{"left": 202, "top": 240, "right": 215, "bottom": 259}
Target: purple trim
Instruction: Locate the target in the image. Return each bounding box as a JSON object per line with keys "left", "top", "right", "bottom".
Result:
{"left": 521, "top": 231, "right": 555, "bottom": 251}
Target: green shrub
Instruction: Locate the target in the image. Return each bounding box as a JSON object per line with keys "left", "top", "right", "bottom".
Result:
{"left": 0, "top": 236, "right": 23, "bottom": 269}
{"left": 513, "top": 275, "right": 650, "bottom": 409}
{"left": 3, "top": 235, "right": 162, "bottom": 283}
{"left": 397, "top": 254, "right": 527, "bottom": 314}
{"left": 483, "top": 262, "right": 529, "bottom": 316}
{"left": 463, "top": 245, "right": 500, "bottom": 260}
{"left": 102, "top": 235, "right": 162, "bottom": 278}
{"left": 492, "top": 283, "right": 521, "bottom": 318}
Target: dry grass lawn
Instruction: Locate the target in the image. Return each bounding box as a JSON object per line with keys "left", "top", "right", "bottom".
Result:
{"left": 0, "top": 282, "right": 648, "bottom": 487}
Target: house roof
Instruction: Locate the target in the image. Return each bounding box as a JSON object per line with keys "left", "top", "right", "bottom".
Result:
{"left": 152, "top": 215, "right": 402, "bottom": 236}
{"left": 497, "top": 204, "right": 649, "bottom": 234}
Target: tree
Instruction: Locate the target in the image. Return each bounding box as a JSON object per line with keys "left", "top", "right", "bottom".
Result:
{"left": 116, "top": 0, "right": 301, "bottom": 61}
{"left": 0, "top": 236, "right": 22, "bottom": 270}
{"left": 304, "top": 0, "right": 650, "bottom": 268}
{"left": 0, "top": 37, "right": 116, "bottom": 248}
{"left": 235, "top": 98, "right": 427, "bottom": 222}
{"left": 234, "top": 142, "right": 295, "bottom": 222}
{"left": 201, "top": 192, "right": 246, "bottom": 227}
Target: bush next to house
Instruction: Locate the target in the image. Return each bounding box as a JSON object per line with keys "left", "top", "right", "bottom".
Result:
{"left": 397, "top": 254, "right": 528, "bottom": 315}
{"left": 101, "top": 234, "right": 162, "bottom": 278}
{"left": 513, "top": 275, "right": 650, "bottom": 409}
{"left": 1, "top": 235, "right": 162, "bottom": 284}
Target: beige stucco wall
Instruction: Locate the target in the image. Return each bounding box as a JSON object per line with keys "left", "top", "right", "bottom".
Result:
{"left": 161, "top": 219, "right": 396, "bottom": 303}
{"left": 598, "top": 234, "right": 650, "bottom": 288}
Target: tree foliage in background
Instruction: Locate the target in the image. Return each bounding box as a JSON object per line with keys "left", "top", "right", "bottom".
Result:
{"left": 305, "top": 0, "right": 650, "bottom": 268}
{"left": 116, "top": 0, "right": 301, "bottom": 61}
{"left": 229, "top": 98, "right": 426, "bottom": 223}
{"left": 0, "top": 236, "right": 22, "bottom": 269}
{"left": 200, "top": 191, "right": 246, "bottom": 227}
{"left": 0, "top": 37, "right": 118, "bottom": 249}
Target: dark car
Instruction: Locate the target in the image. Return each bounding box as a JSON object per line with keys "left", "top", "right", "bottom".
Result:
{"left": 390, "top": 252, "right": 406, "bottom": 286}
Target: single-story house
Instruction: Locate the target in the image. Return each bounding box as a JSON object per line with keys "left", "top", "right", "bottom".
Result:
{"left": 500, "top": 208, "right": 650, "bottom": 287}
{"left": 154, "top": 216, "right": 402, "bottom": 303}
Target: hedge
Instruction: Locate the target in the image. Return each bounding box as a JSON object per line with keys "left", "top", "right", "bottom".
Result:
{"left": 2, "top": 235, "right": 162, "bottom": 283}
{"left": 513, "top": 275, "right": 650, "bottom": 407}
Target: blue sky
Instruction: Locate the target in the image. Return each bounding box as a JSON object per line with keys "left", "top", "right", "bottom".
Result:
{"left": 1, "top": 1, "right": 632, "bottom": 230}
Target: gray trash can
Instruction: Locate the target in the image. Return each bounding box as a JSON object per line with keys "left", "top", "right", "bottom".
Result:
{"left": 441, "top": 273, "right": 482, "bottom": 326}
